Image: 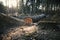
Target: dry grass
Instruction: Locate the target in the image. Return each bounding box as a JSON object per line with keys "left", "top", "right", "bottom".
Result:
{"left": 2, "top": 25, "right": 38, "bottom": 40}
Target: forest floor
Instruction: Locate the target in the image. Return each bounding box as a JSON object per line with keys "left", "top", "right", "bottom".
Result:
{"left": 0, "top": 13, "right": 60, "bottom": 40}
{"left": 0, "top": 23, "right": 60, "bottom": 40}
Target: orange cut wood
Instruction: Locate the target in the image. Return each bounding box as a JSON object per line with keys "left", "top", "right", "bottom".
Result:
{"left": 24, "top": 17, "right": 32, "bottom": 24}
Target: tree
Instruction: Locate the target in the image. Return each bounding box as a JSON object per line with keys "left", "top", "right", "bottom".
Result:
{"left": 0, "top": 2, "right": 6, "bottom": 13}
